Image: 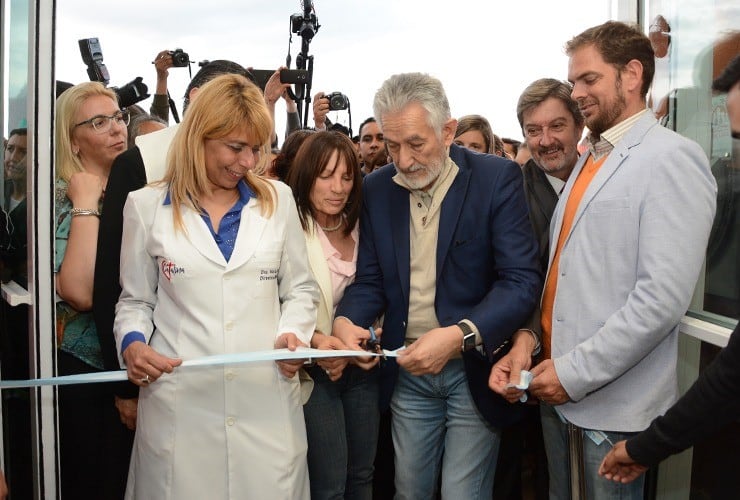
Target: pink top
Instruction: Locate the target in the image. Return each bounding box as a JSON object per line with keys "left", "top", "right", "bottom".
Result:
{"left": 316, "top": 222, "right": 359, "bottom": 313}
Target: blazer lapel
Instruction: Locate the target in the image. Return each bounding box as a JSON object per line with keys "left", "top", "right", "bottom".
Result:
{"left": 568, "top": 115, "right": 655, "bottom": 244}
{"left": 181, "top": 204, "right": 227, "bottom": 267}
{"left": 389, "top": 181, "right": 411, "bottom": 307}
{"left": 305, "top": 226, "right": 333, "bottom": 329}
{"left": 437, "top": 165, "right": 469, "bottom": 280}
{"left": 553, "top": 113, "right": 656, "bottom": 256}
{"left": 227, "top": 198, "right": 267, "bottom": 271}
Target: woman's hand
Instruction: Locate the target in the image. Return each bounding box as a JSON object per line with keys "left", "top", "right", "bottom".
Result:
{"left": 312, "top": 332, "right": 350, "bottom": 381}
{"left": 67, "top": 171, "right": 104, "bottom": 207}
{"left": 122, "top": 341, "right": 182, "bottom": 387}
{"left": 114, "top": 396, "right": 138, "bottom": 430}
{"left": 274, "top": 332, "right": 308, "bottom": 378}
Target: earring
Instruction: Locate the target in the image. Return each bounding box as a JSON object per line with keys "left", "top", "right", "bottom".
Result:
{"left": 73, "top": 148, "right": 79, "bottom": 156}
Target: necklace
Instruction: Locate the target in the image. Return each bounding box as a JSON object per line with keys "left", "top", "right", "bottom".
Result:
{"left": 319, "top": 217, "right": 343, "bottom": 232}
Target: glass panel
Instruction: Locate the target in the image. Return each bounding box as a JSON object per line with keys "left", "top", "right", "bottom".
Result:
{"left": 1, "top": 1, "right": 33, "bottom": 497}
{"left": 644, "top": 0, "right": 740, "bottom": 323}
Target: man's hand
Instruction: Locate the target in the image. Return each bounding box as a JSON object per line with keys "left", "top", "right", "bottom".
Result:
{"left": 152, "top": 50, "right": 174, "bottom": 80}
{"left": 263, "top": 67, "right": 291, "bottom": 107}
{"left": 274, "top": 332, "right": 308, "bottom": 378}
{"left": 331, "top": 317, "right": 379, "bottom": 370}
{"left": 311, "top": 332, "right": 350, "bottom": 381}
{"left": 122, "top": 341, "right": 182, "bottom": 387}
{"left": 528, "top": 359, "right": 570, "bottom": 405}
{"left": 489, "top": 329, "right": 536, "bottom": 403}
{"left": 312, "top": 91, "right": 329, "bottom": 130}
{"left": 114, "top": 396, "right": 138, "bottom": 430}
{"left": 599, "top": 440, "right": 648, "bottom": 484}
{"left": 397, "top": 325, "right": 460, "bottom": 376}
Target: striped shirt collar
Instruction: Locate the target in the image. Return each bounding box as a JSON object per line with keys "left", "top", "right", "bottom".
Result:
{"left": 587, "top": 108, "right": 649, "bottom": 160}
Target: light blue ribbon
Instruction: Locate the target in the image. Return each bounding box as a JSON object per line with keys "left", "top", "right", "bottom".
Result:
{"left": 0, "top": 347, "right": 403, "bottom": 389}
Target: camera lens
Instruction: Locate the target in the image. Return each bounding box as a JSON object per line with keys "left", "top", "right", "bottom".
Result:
{"left": 328, "top": 92, "right": 349, "bottom": 111}
{"left": 171, "top": 50, "right": 190, "bottom": 67}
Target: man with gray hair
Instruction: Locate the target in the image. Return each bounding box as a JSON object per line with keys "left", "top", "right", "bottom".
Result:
{"left": 333, "top": 72, "right": 542, "bottom": 498}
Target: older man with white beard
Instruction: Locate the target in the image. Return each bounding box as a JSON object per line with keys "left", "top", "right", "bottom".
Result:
{"left": 332, "top": 72, "right": 542, "bottom": 499}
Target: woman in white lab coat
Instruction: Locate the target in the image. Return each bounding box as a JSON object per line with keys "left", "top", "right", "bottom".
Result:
{"left": 114, "top": 73, "right": 318, "bottom": 500}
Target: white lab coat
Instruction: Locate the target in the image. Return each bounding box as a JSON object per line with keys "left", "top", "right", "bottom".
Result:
{"left": 114, "top": 180, "right": 318, "bottom": 500}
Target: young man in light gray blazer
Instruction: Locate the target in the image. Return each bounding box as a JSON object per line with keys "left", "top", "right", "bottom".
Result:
{"left": 491, "top": 21, "right": 717, "bottom": 499}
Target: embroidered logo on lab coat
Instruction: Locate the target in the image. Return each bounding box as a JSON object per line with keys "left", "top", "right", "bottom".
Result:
{"left": 161, "top": 259, "right": 185, "bottom": 281}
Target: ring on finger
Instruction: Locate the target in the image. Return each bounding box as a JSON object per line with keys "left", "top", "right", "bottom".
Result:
{"left": 140, "top": 374, "right": 151, "bottom": 384}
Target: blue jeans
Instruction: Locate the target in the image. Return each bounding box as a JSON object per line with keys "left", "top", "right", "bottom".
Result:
{"left": 391, "top": 358, "right": 500, "bottom": 500}
{"left": 303, "top": 364, "right": 380, "bottom": 500}
{"left": 540, "top": 403, "right": 644, "bottom": 500}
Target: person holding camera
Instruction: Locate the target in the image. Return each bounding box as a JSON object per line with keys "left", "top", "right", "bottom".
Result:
{"left": 312, "top": 91, "right": 349, "bottom": 129}
{"left": 150, "top": 50, "right": 175, "bottom": 123}
{"left": 262, "top": 66, "right": 302, "bottom": 147}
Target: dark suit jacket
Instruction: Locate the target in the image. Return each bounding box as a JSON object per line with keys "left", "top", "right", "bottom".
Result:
{"left": 93, "top": 147, "right": 148, "bottom": 398}
{"left": 627, "top": 318, "right": 740, "bottom": 466}
{"left": 521, "top": 159, "right": 559, "bottom": 272}
{"left": 335, "top": 144, "right": 542, "bottom": 428}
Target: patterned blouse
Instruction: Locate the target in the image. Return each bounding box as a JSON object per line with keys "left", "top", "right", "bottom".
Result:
{"left": 54, "top": 178, "right": 103, "bottom": 370}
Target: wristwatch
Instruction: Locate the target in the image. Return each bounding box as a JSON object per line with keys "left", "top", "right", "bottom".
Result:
{"left": 458, "top": 321, "right": 477, "bottom": 352}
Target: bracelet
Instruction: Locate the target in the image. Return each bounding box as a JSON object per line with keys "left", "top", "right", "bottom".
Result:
{"left": 520, "top": 328, "right": 542, "bottom": 357}
{"left": 70, "top": 208, "right": 101, "bottom": 217}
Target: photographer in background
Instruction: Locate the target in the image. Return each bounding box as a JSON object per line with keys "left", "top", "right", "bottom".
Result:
{"left": 262, "top": 66, "right": 302, "bottom": 148}
{"left": 150, "top": 50, "right": 175, "bottom": 123}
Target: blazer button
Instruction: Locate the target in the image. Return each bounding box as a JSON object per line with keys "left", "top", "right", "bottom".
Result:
{"left": 402, "top": 321, "right": 407, "bottom": 328}
{"left": 225, "top": 322, "right": 234, "bottom": 331}
{"left": 225, "top": 370, "right": 235, "bottom": 381}
{"left": 226, "top": 416, "right": 235, "bottom": 426}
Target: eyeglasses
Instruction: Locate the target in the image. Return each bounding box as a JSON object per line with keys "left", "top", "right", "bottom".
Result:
{"left": 73, "top": 109, "right": 130, "bottom": 134}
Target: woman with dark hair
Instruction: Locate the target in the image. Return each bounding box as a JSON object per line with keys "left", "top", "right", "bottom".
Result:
{"left": 287, "top": 131, "right": 380, "bottom": 500}
{"left": 270, "top": 128, "right": 316, "bottom": 181}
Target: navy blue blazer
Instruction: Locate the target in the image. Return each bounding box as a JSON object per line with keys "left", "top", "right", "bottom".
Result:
{"left": 335, "top": 144, "right": 542, "bottom": 427}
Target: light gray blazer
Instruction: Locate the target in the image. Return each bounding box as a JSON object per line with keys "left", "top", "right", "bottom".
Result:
{"left": 548, "top": 112, "right": 717, "bottom": 431}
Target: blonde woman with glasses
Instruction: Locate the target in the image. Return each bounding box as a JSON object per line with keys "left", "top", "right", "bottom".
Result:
{"left": 54, "top": 81, "right": 131, "bottom": 499}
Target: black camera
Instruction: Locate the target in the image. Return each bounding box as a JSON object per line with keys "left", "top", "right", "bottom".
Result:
{"left": 250, "top": 69, "right": 310, "bottom": 91}
{"left": 78, "top": 37, "right": 149, "bottom": 108}
{"left": 78, "top": 38, "right": 110, "bottom": 84}
{"left": 290, "top": 11, "right": 320, "bottom": 41}
{"left": 326, "top": 92, "right": 349, "bottom": 111}
{"left": 169, "top": 48, "right": 190, "bottom": 67}
{"left": 114, "top": 77, "right": 149, "bottom": 109}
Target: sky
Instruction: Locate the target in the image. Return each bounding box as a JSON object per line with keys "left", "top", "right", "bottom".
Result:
{"left": 54, "top": 0, "right": 611, "bottom": 142}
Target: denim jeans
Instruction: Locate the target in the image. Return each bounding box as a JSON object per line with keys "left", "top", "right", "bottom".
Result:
{"left": 391, "top": 358, "right": 501, "bottom": 500}
{"left": 540, "top": 403, "right": 645, "bottom": 500}
{"left": 303, "top": 364, "right": 380, "bottom": 500}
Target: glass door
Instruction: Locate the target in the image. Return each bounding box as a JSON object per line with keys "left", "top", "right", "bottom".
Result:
{"left": 1, "top": 1, "right": 58, "bottom": 498}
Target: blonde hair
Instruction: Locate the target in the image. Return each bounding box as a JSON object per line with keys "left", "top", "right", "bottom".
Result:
{"left": 164, "top": 73, "right": 275, "bottom": 231}
{"left": 55, "top": 82, "right": 119, "bottom": 183}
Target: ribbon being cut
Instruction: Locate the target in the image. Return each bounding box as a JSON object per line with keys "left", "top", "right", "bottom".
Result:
{"left": 0, "top": 347, "right": 404, "bottom": 389}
